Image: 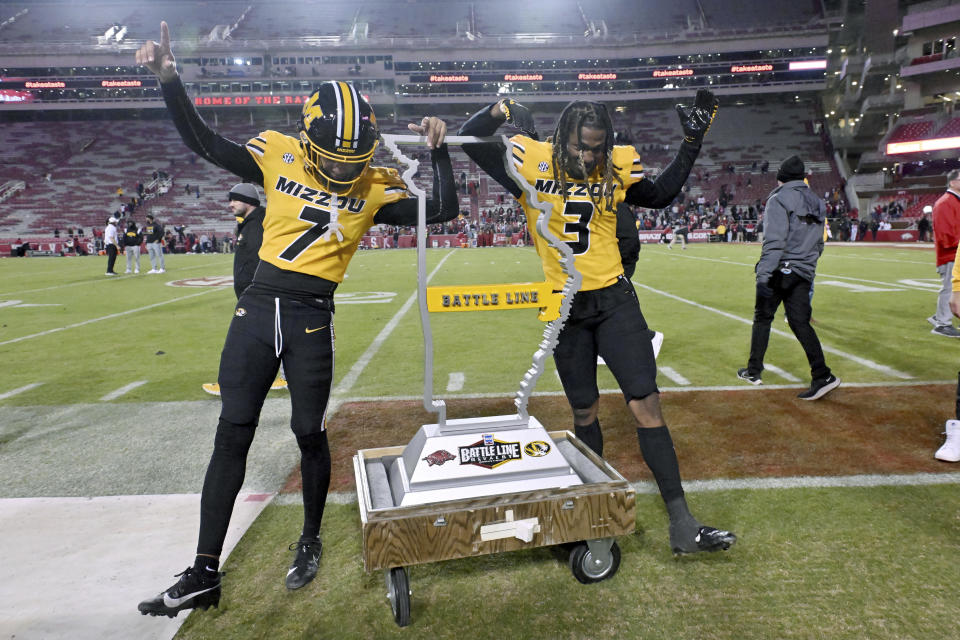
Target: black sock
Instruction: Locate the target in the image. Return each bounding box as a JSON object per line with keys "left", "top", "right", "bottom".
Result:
{"left": 575, "top": 418, "right": 603, "bottom": 456}
{"left": 296, "top": 431, "right": 331, "bottom": 540}
{"left": 193, "top": 556, "right": 220, "bottom": 574}
{"left": 636, "top": 426, "right": 696, "bottom": 529}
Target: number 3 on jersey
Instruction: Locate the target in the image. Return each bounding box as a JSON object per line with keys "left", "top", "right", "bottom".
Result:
{"left": 279, "top": 204, "right": 331, "bottom": 262}
{"left": 561, "top": 201, "right": 594, "bottom": 255}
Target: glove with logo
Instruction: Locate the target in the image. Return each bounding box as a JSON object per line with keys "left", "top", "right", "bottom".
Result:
{"left": 675, "top": 89, "right": 719, "bottom": 144}
{"left": 499, "top": 99, "right": 539, "bottom": 140}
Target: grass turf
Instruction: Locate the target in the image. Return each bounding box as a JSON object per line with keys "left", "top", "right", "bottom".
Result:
{"left": 175, "top": 484, "right": 960, "bottom": 640}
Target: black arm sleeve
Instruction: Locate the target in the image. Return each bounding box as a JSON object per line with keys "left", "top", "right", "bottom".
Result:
{"left": 458, "top": 105, "right": 523, "bottom": 199}
{"left": 616, "top": 203, "right": 640, "bottom": 279}
{"left": 373, "top": 144, "right": 459, "bottom": 226}
{"left": 624, "top": 140, "right": 700, "bottom": 210}
{"left": 160, "top": 76, "right": 263, "bottom": 185}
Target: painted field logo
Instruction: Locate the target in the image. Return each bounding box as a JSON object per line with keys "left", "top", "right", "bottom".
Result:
{"left": 523, "top": 441, "right": 551, "bottom": 457}
{"left": 167, "top": 276, "right": 234, "bottom": 288}
{"left": 459, "top": 438, "right": 522, "bottom": 469}
{"left": 422, "top": 450, "right": 456, "bottom": 467}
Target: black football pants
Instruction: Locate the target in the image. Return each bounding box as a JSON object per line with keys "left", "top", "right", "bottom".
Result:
{"left": 747, "top": 270, "right": 831, "bottom": 381}
{"left": 554, "top": 276, "right": 659, "bottom": 409}
{"left": 197, "top": 292, "right": 334, "bottom": 557}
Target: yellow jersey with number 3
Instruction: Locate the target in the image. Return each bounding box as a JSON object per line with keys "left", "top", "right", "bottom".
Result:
{"left": 245, "top": 129, "right": 409, "bottom": 282}
{"left": 509, "top": 134, "right": 646, "bottom": 290}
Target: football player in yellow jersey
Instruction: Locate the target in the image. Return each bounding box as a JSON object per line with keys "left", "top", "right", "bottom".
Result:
{"left": 460, "top": 91, "right": 736, "bottom": 556}
{"left": 135, "top": 22, "right": 458, "bottom": 616}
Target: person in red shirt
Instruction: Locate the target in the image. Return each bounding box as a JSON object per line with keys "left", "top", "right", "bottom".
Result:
{"left": 930, "top": 169, "right": 960, "bottom": 338}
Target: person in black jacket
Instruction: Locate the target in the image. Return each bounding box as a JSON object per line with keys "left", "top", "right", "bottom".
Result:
{"left": 227, "top": 183, "right": 264, "bottom": 299}
{"left": 201, "top": 183, "right": 287, "bottom": 396}
{"left": 135, "top": 21, "right": 457, "bottom": 617}
{"left": 143, "top": 213, "right": 165, "bottom": 273}
{"left": 122, "top": 219, "right": 143, "bottom": 274}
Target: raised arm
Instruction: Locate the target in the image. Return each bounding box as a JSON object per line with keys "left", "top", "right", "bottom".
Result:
{"left": 624, "top": 89, "right": 718, "bottom": 209}
{"left": 458, "top": 100, "right": 538, "bottom": 199}
{"left": 135, "top": 22, "right": 262, "bottom": 184}
{"left": 374, "top": 117, "right": 459, "bottom": 225}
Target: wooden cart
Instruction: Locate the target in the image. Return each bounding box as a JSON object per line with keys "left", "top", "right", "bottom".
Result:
{"left": 353, "top": 427, "right": 636, "bottom": 626}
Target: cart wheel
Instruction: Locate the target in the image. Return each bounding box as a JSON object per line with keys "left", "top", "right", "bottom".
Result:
{"left": 385, "top": 567, "right": 411, "bottom": 627}
{"left": 568, "top": 540, "right": 621, "bottom": 584}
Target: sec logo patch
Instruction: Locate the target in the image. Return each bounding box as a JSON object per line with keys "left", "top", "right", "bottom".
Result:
{"left": 538, "top": 161, "right": 549, "bottom": 173}
{"left": 235, "top": 307, "right": 247, "bottom": 317}
{"left": 282, "top": 153, "right": 295, "bottom": 164}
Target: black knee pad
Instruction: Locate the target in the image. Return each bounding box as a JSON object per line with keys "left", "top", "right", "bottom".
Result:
{"left": 213, "top": 418, "right": 256, "bottom": 456}
{"left": 296, "top": 430, "right": 329, "bottom": 455}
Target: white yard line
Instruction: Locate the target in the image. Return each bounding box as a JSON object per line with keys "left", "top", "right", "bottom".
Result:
{"left": 329, "top": 250, "right": 457, "bottom": 411}
{"left": 447, "top": 372, "right": 465, "bottom": 391}
{"left": 764, "top": 364, "right": 802, "bottom": 382}
{"left": 0, "top": 383, "right": 43, "bottom": 401}
{"left": 99, "top": 380, "right": 148, "bottom": 401}
{"left": 663, "top": 252, "right": 935, "bottom": 293}
{"left": 634, "top": 283, "right": 914, "bottom": 379}
{"left": 0, "top": 288, "right": 220, "bottom": 347}
{"left": 658, "top": 366, "right": 691, "bottom": 385}
{"left": 283, "top": 470, "right": 960, "bottom": 505}
{"left": 345, "top": 378, "right": 952, "bottom": 404}
{"left": 0, "top": 260, "right": 227, "bottom": 297}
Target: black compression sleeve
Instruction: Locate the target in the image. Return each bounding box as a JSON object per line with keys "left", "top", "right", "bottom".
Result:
{"left": 616, "top": 203, "right": 640, "bottom": 279}
{"left": 458, "top": 105, "right": 523, "bottom": 199}
{"left": 374, "top": 144, "right": 459, "bottom": 225}
{"left": 160, "top": 76, "right": 263, "bottom": 184}
{"left": 624, "top": 140, "right": 700, "bottom": 210}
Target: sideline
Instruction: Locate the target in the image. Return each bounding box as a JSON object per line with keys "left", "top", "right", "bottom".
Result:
{"left": 327, "top": 378, "right": 954, "bottom": 404}
{"left": 278, "top": 470, "right": 960, "bottom": 505}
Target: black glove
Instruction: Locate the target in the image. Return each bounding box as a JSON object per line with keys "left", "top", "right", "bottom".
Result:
{"left": 756, "top": 281, "right": 774, "bottom": 298}
{"left": 499, "top": 99, "right": 539, "bottom": 140}
{"left": 675, "top": 89, "right": 719, "bottom": 144}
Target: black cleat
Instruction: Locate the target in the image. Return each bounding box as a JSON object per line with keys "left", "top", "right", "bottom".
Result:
{"left": 138, "top": 567, "right": 222, "bottom": 618}
{"left": 736, "top": 368, "right": 762, "bottom": 385}
{"left": 672, "top": 526, "right": 737, "bottom": 555}
{"left": 797, "top": 374, "right": 840, "bottom": 400}
{"left": 285, "top": 536, "right": 322, "bottom": 590}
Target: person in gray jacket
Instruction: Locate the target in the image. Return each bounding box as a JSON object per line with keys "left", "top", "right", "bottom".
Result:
{"left": 737, "top": 155, "right": 840, "bottom": 400}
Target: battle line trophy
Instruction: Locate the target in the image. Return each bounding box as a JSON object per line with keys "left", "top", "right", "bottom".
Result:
{"left": 352, "top": 134, "right": 636, "bottom": 626}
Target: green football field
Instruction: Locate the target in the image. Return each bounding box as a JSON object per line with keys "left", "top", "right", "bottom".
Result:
{"left": 0, "top": 242, "right": 952, "bottom": 404}
{"left": 1, "top": 242, "right": 958, "bottom": 640}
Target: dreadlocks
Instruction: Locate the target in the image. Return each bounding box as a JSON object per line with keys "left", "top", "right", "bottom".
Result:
{"left": 550, "top": 101, "right": 623, "bottom": 213}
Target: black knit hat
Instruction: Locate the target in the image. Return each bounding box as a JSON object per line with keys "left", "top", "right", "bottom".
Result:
{"left": 777, "top": 155, "right": 805, "bottom": 183}
{"left": 228, "top": 183, "right": 260, "bottom": 206}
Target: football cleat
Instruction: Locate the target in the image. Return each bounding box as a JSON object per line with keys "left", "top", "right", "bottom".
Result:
{"left": 138, "top": 567, "right": 222, "bottom": 618}
{"left": 672, "top": 526, "right": 737, "bottom": 555}
{"left": 201, "top": 382, "right": 220, "bottom": 396}
{"left": 285, "top": 536, "right": 322, "bottom": 590}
